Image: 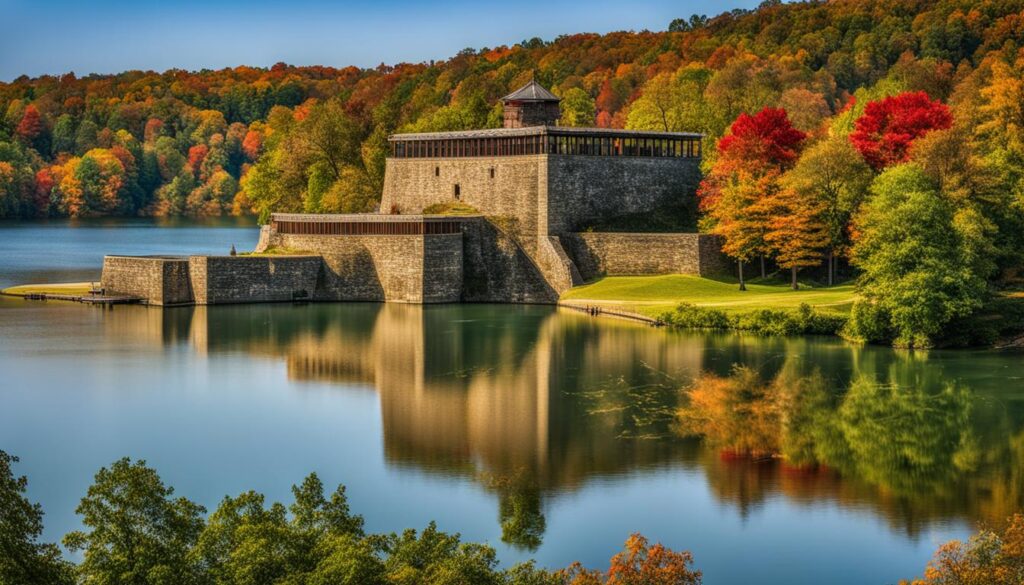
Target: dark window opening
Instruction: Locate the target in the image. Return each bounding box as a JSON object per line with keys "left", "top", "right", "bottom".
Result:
{"left": 454, "top": 184, "right": 461, "bottom": 200}
{"left": 434, "top": 166, "right": 440, "bottom": 177}
{"left": 489, "top": 168, "right": 495, "bottom": 179}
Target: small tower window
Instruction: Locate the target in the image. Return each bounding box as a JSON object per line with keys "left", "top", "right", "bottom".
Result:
{"left": 435, "top": 166, "right": 440, "bottom": 177}
{"left": 454, "top": 184, "right": 461, "bottom": 200}
{"left": 489, "top": 168, "right": 495, "bottom": 179}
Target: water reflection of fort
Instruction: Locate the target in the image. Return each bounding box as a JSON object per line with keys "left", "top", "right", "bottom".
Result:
{"left": 103, "top": 303, "right": 1024, "bottom": 546}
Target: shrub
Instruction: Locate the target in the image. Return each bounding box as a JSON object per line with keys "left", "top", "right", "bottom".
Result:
{"left": 663, "top": 303, "right": 846, "bottom": 337}
{"left": 843, "top": 301, "right": 896, "bottom": 344}
{"left": 660, "top": 304, "right": 730, "bottom": 330}
{"left": 794, "top": 303, "right": 847, "bottom": 335}
{"left": 732, "top": 308, "right": 802, "bottom": 335}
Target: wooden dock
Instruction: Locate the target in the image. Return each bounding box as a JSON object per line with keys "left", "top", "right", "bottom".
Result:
{"left": 557, "top": 301, "right": 664, "bottom": 327}
{"left": 17, "top": 290, "right": 142, "bottom": 305}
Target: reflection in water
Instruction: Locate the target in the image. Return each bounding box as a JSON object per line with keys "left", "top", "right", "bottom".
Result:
{"left": 102, "top": 303, "right": 1024, "bottom": 547}
{"left": 676, "top": 358, "right": 1024, "bottom": 534}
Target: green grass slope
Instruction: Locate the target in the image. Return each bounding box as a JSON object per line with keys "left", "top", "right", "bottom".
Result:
{"left": 560, "top": 275, "right": 857, "bottom": 319}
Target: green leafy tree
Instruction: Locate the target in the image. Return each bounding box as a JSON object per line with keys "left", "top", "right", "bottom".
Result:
{"left": 74, "top": 119, "right": 100, "bottom": 155}
{"left": 782, "top": 135, "right": 873, "bottom": 285}
{"left": 63, "top": 458, "right": 206, "bottom": 585}
{"left": 559, "top": 88, "right": 596, "bottom": 127}
{"left": 306, "top": 534, "right": 385, "bottom": 585}
{"left": 382, "top": 522, "right": 504, "bottom": 585}
{"left": 51, "top": 114, "right": 76, "bottom": 157}
{"left": 626, "top": 67, "right": 713, "bottom": 134}
{"left": 0, "top": 451, "right": 74, "bottom": 585}
{"left": 191, "top": 490, "right": 295, "bottom": 585}
{"left": 847, "top": 164, "right": 990, "bottom": 347}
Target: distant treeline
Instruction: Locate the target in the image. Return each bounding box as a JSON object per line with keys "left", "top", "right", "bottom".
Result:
{"left": 4, "top": 0, "right": 1024, "bottom": 221}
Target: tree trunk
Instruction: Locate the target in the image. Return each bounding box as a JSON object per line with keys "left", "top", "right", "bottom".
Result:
{"left": 791, "top": 267, "right": 798, "bottom": 290}
{"left": 738, "top": 260, "right": 746, "bottom": 291}
{"left": 760, "top": 255, "right": 766, "bottom": 279}
{"left": 827, "top": 251, "right": 834, "bottom": 287}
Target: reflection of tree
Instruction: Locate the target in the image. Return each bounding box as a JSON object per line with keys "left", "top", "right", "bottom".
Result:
{"left": 676, "top": 366, "right": 780, "bottom": 458}
{"left": 830, "top": 376, "right": 977, "bottom": 497}
{"left": 675, "top": 365, "right": 831, "bottom": 463}
{"left": 675, "top": 361, "right": 1023, "bottom": 533}
{"left": 482, "top": 470, "right": 546, "bottom": 551}
{"left": 104, "top": 302, "right": 1024, "bottom": 541}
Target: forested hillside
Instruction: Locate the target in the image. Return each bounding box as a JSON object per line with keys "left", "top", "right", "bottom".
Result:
{"left": 1, "top": 0, "right": 1023, "bottom": 223}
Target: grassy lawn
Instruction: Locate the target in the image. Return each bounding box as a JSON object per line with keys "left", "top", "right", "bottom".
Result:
{"left": 1, "top": 282, "right": 94, "bottom": 297}
{"left": 239, "top": 246, "right": 316, "bottom": 257}
{"left": 422, "top": 201, "right": 480, "bottom": 215}
{"left": 560, "top": 274, "right": 857, "bottom": 319}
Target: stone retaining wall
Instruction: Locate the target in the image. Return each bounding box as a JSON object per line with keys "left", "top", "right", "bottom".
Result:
{"left": 263, "top": 232, "right": 463, "bottom": 303}
{"left": 188, "top": 256, "right": 322, "bottom": 305}
{"left": 562, "top": 232, "right": 731, "bottom": 281}
{"left": 459, "top": 219, "right": 558, "bottom": 303}
{"left": 101, "top": 256, "right": 193, "bottom": 305}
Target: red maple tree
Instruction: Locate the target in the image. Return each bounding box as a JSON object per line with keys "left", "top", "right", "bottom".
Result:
{"left": 698, "top": 107, "right": 806, "bottom": 289}
{"left": 715, "top": 107, "right": 806, "bottom": 171}
{"left": 15, "top": 105, "right": 44, "bottom": 143}
{"left": 849, "top": 91, "right": 952, "bottom": 170}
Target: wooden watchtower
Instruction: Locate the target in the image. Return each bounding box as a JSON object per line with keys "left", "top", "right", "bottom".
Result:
{"left": 501, "top": 80, "right": 561, "bottom": 128}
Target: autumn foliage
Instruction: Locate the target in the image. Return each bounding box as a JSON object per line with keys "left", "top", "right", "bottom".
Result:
{"left": 902, "top": 514, "right": 1024, "bottom": 585}
{"left": 849, "top": 92, "right": 953, "bottom": 170}
{"left": 699, "top": 107, "right": 807, "bottom": 287}
{"left": 715, "top": 107, "right": 806, "bottom": 171}
{"left": 563, "top": 533, "right": 702, "bottom": 585}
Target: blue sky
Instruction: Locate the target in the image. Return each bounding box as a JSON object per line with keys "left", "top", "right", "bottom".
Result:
{"left": 0, "top": 0, "right": 760, "bottom": 81}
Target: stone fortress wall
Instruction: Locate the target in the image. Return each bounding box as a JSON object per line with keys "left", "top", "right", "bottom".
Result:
{"left": 100, "top": 256, "right": 193, "bottom": 306}
{"left": 379, "top": 152, "right": 710, "bottom": 298}
{"left": 380, "top": 154, "right": 702, "bottom": 239}
{"left": 99, "top": 81, "right": 728, "bottom": 307}
{"left": 102, "top": 255, "right": 324, "bottom": 306}
{"left": 561, "top": 233, "right": 732, "bottom": 281}
{"left": 381, "top": 156, "right": 543, "bottom": 248}
{"left": 545, "top": 155, "right": 701, "bottom": 234}
{"left": 264, "top": 231, "right": 464, "bottom": 303}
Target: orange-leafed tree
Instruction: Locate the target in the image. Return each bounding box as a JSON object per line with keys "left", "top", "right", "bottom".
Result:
{"left": 698, "top": 107, "right": 806, "bottom": 289}
{"left": 187, "top": 144, "right": 209, "bottom": 177}
{"left": 764, "top": 186, "right": 830, "bottom": 289}
{"left": 143, "top": 118, "right": 164, "bottom": 143}
{"left": 849, "top": 91, "right": 953, "bottom": 171}
{"left": 242, "top": 128, "right": 264, "bottom": 161}
{"left": 563, "top": 533, "right": 702, "bottom": 585}
{"left": 901, "top": 514, "right": 1024, "bottom": 585}
{"left": 562, "top": 533, "right": 702, "bottom": 585}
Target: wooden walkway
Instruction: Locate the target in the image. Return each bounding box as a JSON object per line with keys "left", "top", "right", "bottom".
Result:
{"left": 557, "top": 300, "right": 664, "bottom": 327}
{"left": 20, "top": 291, "right": 142, "bottom": 305}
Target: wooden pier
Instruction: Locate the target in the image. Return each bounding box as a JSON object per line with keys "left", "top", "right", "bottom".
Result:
{"left": 2, "top": 283, "right": 143, "bottom": 305}
{"left": 24, "top": 293, "right": 143, "bottom": 307}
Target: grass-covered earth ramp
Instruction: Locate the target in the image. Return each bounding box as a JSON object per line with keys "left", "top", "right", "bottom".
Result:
{"left": 561, "top": 275, "right": 856, "bottom": 319}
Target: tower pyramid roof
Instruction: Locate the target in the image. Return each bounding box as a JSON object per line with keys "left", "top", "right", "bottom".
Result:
{"left": 501, "top": 80, "right": 560, "bottom": 102}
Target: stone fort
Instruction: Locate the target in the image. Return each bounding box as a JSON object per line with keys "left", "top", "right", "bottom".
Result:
{"left": 102, "top": 81, "right": 727, "bottom": 305}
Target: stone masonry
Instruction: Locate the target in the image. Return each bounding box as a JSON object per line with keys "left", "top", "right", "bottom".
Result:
{"left": 99, "top": 81, "right": 724, "bottom": 307}
{"left": 562, "top": 233, "right": 732, "bottom": 281}
{"left": 101, "top": 256, "right": 192, "bottom": 306}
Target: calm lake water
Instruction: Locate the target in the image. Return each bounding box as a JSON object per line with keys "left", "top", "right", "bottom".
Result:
{"left": 2, "top": 219, "right": 1023, "bottom": 584}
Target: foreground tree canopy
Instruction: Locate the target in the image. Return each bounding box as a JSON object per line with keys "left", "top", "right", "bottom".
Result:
{"left": 3, "top": 445, "right": 1022, "bottom": 584}
{"left": 0, "top": 451, "right": 702, "bottom": 585}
